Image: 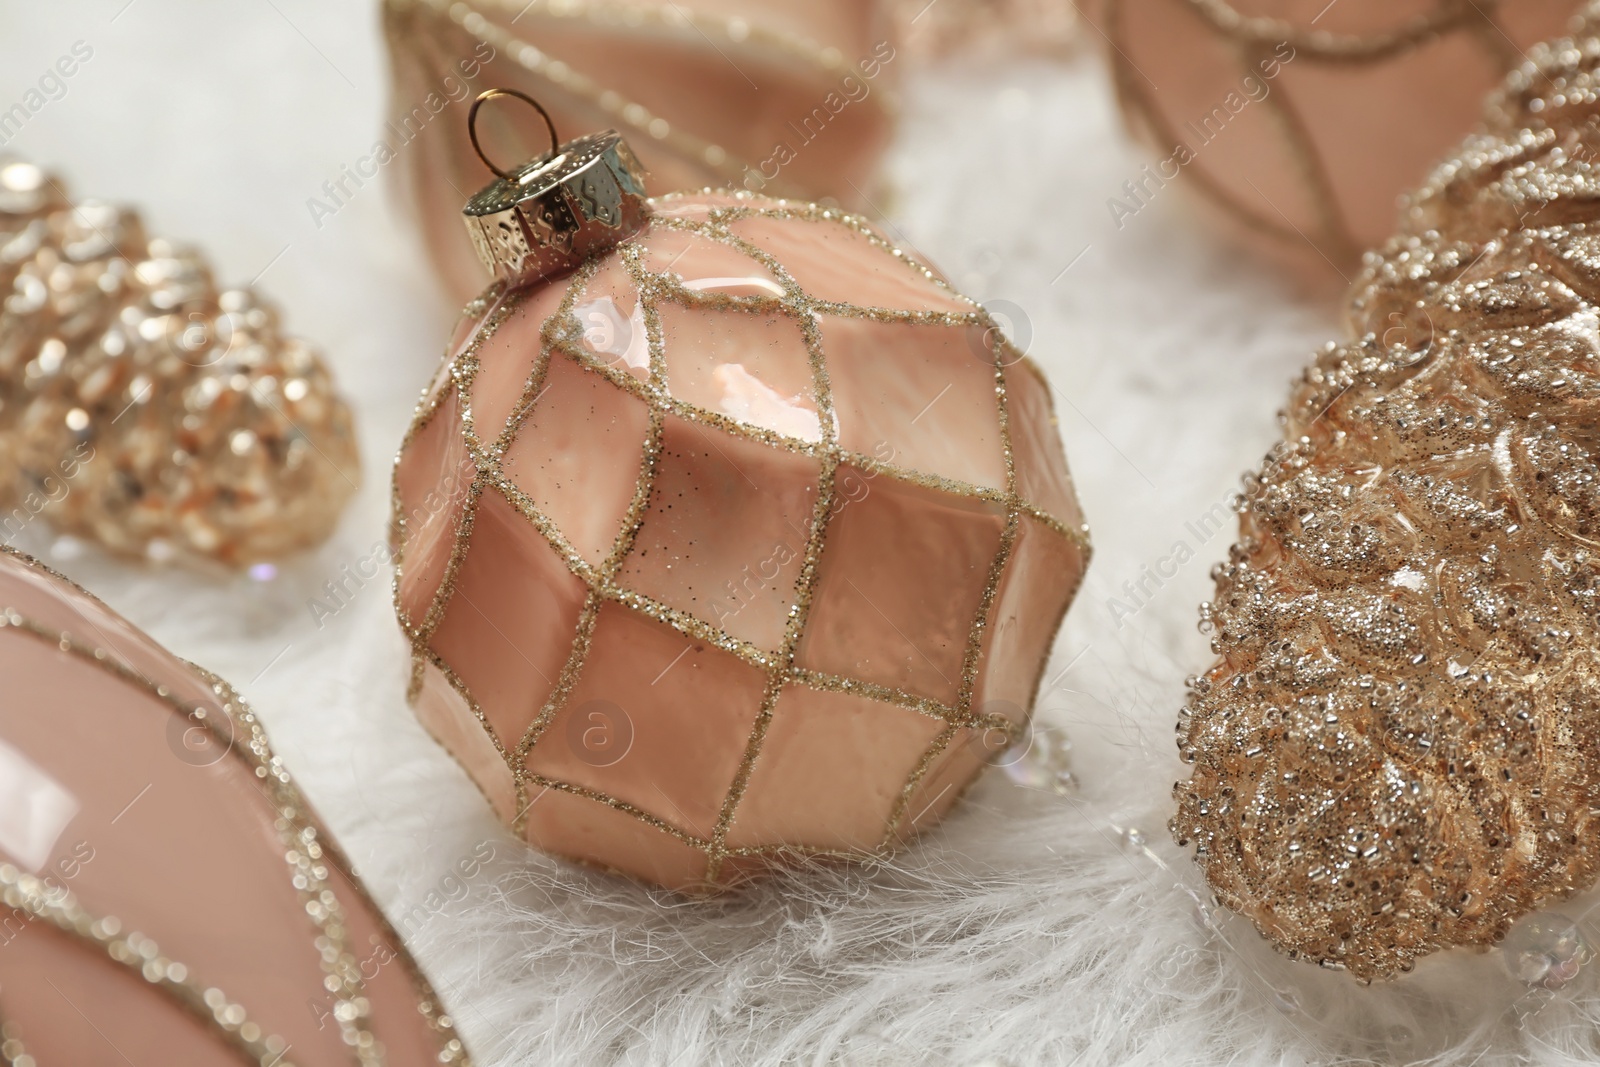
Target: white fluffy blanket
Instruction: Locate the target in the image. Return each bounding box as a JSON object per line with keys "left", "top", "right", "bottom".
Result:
{"left": 8, "top": 5, "right": 1598, "bottom": 1064}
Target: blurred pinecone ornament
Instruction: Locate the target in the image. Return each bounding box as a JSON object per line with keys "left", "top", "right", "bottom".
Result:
{"left": 0, "top": 159, "right": 359, "bottom": 567}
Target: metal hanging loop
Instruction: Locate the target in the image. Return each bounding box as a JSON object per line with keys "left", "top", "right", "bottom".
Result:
{"left": 467, "top": 88, "right": 561, "bottom": 180}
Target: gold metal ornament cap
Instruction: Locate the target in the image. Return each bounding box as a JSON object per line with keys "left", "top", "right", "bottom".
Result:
{"left": 461, "top": 88, "right": 650, "bottom": 289}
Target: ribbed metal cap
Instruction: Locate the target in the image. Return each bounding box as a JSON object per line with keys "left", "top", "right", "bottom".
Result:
{"left": 462, "top": 128, "right": 650, "bottom": 289}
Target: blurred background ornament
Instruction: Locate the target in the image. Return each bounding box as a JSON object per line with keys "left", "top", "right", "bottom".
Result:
{"left": 0, "top": 159, "right": 359, "bottom": 567}
{"left": 0, "top": 546, "right": 468, "bottom": 1065}
{"left": 381, "top": 0, "right": 902, "bottom": 303}
{"left": 894, "top": 0, "right": 1079, "bottom": 61}
{"left": 1173, "top": 9, "right": 1600, "bottom": 980}
{"left": 1085, "top": 0, "right": 1581, "bottom": 284}
{"left": 391, "top": 95, "right": 1090, "bottom": 890}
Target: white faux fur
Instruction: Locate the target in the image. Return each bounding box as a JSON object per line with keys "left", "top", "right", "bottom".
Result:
{"left": 9, "top": 5, "right": 1600, "bottom": 1064}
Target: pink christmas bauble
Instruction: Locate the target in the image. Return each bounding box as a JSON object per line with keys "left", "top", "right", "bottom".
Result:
{"left": 382, "top": 0, "right": 902, "bottom": 304}
{"left": 393, "top": 190, "right": 1090, "bottom": 890}
{"left": 0, "top": 548, "right": 467, "bottom": 1064}
{"left": 1087, "top": 0, "right": 1581, "bottom": 283}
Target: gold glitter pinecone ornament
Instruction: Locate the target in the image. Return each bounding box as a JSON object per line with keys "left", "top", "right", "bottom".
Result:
{"left": 1174, "top": 7, "right": 1600, "bottom": 981}
{"left": 0, "top": 159, "right": 359, "bottom": 565}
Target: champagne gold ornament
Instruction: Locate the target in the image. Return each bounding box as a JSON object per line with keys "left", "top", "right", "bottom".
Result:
{"left": 392, "top": 93, "right": 1090, "bottom": 891}
{"left": 1174, "top": 7, "right": 1600, "bottom": 980}
{"left": 381, "top": 0, "right": 901, "bottom": 303}
{"left": 1088, "top": 0, "right": 1580, "bottom": 281}
{"left": 0, "top": 159, "right": 359, "bottom": 566}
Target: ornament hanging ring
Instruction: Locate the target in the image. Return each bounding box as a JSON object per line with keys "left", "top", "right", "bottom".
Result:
{"left": 467, "top": 88, "right": 561, "bottom": 180}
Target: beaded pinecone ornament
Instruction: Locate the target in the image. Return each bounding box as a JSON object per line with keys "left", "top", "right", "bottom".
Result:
{"left": 1174, "top": 9, "right": 1600, "bottom": 981}
{"left": 0, "top": 159, "right": 358, "bottom": 566}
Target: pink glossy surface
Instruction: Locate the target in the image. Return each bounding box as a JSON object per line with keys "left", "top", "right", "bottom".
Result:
{"left": 498, "top": 349, "right": 652, "bottom": 567}
{"left": 522, "top": 783, "right": 711, "bottom": 887}
{"left": 641, "top": 229, "right": 786, "bottom": 298}
{"left": 726, "top": 684, "right": 944, "bottom": 851}
{"left": 1094, "top": 0, "right": 1578, "bottom": 280}
{"left": 822, "top": 314, "right": 1005, "bottom": 489}
{"left": 656, "top": 303, "right": 821, "bottom": 441}
{"left": 895, "top": 726, "right": 986, "bottom": 841}
{"left": 395, "top": 387, "right": 473, "bottom": 629}
{"left": 1005, "top": 359, "right": 1088, "bottom": 531}
{"left": 467, "top": 281, "right": 573, "bottom": 441}
{"left": 416, "top": 659, "right": 519, "bottom": 822}
{"left": 798, "top": 469, "right": 1008, "bottom": 705}
{"left": 430, "top": 489, "right": 587, "bottom": 749}
{"left": 616, "top": 413, "right": 821, "bottom": 649}
{"left": 526, "top": 601, "right": 769, "bottom": 838}
{"left": 4, "top": 928, "right": 232, "bottom": 1065}
{"left": 728, "top": 214, "right": 974, "bottom": 314}
{"left": 976, "top": 512, "right": 1087, "bottom": 714}
{"left": 400, "top": 198, "right": 1089, "bottom": 888}
{"left": 0, "top": 552, "right": 458, "bottom": 1066}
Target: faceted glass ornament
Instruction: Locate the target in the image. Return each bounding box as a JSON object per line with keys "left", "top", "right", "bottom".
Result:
{"left": 1086, "top": 0, "right": 1580, "bottom": 283}
{"left": 382, "top": 0, "right": 901, "bottom": 302}
{"left": 392, "top": 192, "right": 1090, "bottom": 890}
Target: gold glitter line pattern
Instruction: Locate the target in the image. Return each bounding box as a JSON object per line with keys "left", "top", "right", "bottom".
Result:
{"left": 385, "top": 0, "right": 901, "bottom": 196}
{"left": 0, "top": 558, "right": 470, "bottom": 1066}
{"left": 1101, "top": 0, "right": 1539, "bottom": 265}
{"left": 390, "top": 192, "right": 1091, "bottom": 878}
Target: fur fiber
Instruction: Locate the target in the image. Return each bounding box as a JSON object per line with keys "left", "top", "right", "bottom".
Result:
{"left": 8, "top": 4, "right": 1600, "bottom": 1063}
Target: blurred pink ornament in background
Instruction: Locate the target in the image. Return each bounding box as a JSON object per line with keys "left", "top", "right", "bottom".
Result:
{"left": 1085, "top": 0, "right": 1581, "bottom": 285}
{"left": 382, "top": 0, "right": 902, "bottom": 303}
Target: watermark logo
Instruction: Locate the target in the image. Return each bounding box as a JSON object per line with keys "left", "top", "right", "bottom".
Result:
{"left": 1105, "top": 42, "right": 1296, "bottom": 230}
{"left": 965, "top": 699, "right": 1026, "bottom": 762}
{"left": 968, "top": 299, "right": 1031, "bottom": 367}
{"left": 0, "top": 41, "right": 94, "bottom": 148}
{"left": 743, "top": 41, "right": 897, "bottom": 191}
{"left": 307, "top": 41, "right": 495, "bottom": 229}
{"left": 165, "top": 701, "right": 235, "bottom": 767}
{"left": 566, "top": 699, "right": 634, "bottom": 767}
{"left": 1104, "top": 489, "right": 1242, "bottom": 630}
{"left": 161, "top": 306, "right": 239, "bottom": 369}
{"left": 1381, "top": 306, "right": 1436, "bottom": 361}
